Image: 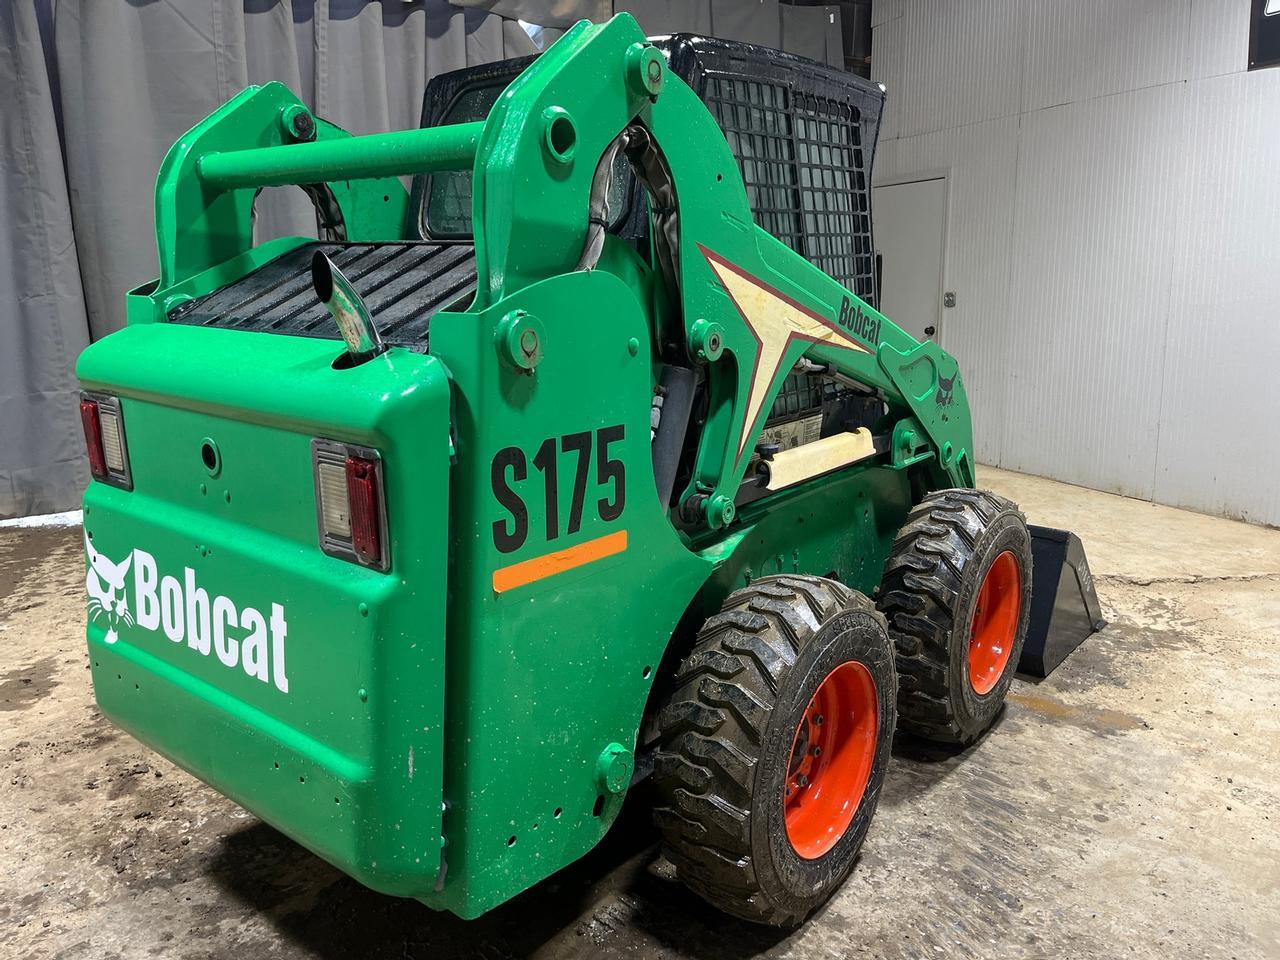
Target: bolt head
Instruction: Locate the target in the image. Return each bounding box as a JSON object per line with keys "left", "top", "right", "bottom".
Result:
{"left": 595, "top": 743, "right": 634, "bottom": 795}
{"left": 627, "top": 43, "right": 665, "bottom": 98}
{"left": 496, "top": 310, "right": 545, "bottom": 372}
{"left": 689, "top": 319, "right": 725, "bottom": 362}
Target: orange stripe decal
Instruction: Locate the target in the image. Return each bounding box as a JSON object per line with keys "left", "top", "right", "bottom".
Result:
{"left": 492, "top": 530, "right": 628, "bottom": 593}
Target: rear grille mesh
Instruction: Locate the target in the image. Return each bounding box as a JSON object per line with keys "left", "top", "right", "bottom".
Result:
{"left": 167, "top": 242, "right": 476, "bottom": 349}
{"left": 703, "top": 75, "right": 874, "bottom": 303}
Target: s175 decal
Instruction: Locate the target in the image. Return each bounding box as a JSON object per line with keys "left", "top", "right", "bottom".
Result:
{"left": 491, "top": 425, "right": 625, "bottom": 553}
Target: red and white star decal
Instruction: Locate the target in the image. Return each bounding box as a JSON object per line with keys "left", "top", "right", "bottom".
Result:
{"left": 700, "top": 246, "right": 873, "bottom": 463}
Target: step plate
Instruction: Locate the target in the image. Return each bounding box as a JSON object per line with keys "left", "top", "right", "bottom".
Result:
{"left": 168, "top": 241, "right": 477, "bottom": 350}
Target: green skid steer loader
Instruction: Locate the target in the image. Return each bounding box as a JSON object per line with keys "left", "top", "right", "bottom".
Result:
{"left": 76, "top": 15, "right": 1100, "bottom": 926}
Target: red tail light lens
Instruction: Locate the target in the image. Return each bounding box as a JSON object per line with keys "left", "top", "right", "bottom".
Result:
{"left": 312, "top": 439, "right": 389, "bottom": 571}
{"left": 345, "top": 456, "right": 382, "bottom": 566}
{"left": 79, "top": 392, "right": 133, "bottom": 489}
{"left": 80, "top": 398, "right": 107, "bottom": 479}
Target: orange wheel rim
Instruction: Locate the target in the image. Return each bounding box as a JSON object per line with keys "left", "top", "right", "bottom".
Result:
{"left": 968, "top": 550, "right": 1022, "bottom": 695}
{"left": 783, "top": 661, "right": 878, "bottom": 860}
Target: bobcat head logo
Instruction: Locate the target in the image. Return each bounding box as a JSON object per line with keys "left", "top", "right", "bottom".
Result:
{"left": 85, "top": 532, "right": 133, "bottom": 645}
{"left": 935, "top": 371, "right": 956, "bottom": 408}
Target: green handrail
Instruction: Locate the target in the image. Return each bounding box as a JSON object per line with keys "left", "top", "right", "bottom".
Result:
{"left": 197, "top": 120, "right": 486, "bottom": 189}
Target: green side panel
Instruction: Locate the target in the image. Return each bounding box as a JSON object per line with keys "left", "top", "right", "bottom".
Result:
{"left": 76, "top": 326, "right": 452, "bottom": 897}
{"left": 698, "top": 466, "right": 913, "bottom": 604}
{"left": 426, "top": 268, "right": 710, "bottom": 918}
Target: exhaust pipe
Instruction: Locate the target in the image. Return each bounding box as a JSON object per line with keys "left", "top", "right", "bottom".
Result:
{"left": 311, "top": 251, "right": 386, "bottom": 364}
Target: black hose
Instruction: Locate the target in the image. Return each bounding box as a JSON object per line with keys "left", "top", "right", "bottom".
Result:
{"left": 652, "top": 365, "right": 697, "bottom": 509}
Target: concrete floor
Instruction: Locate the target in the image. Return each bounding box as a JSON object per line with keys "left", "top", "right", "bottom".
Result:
{"left": 2, "top": 466, "right": 1278, "bottom": 959}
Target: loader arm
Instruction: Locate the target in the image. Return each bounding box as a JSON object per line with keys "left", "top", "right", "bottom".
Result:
{"left": 463, "top": 16, "right": 975, "bottom": 527}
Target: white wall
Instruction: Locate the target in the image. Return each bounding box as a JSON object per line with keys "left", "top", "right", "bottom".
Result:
{"left": 873, "top": 0, "right": 1280, "bottom": 526}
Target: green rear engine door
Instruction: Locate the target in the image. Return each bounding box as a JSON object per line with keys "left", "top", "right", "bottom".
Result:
{"left": 77, "top": 324, "right": 453, "bottom": 898}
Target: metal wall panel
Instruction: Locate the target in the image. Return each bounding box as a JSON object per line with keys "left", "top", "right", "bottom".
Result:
{"left": 872, "top": 0, "right": 1280, "bottom": 525}
{"left": 709, "top": 0, "right": 780, "bottom": 48}
{"left": 1021, "top": 0, "right": 1188, "bottom": 112}
{"left": 894, "top": 0, "right": 1026, "bottom": 137}
{"left": 780, "top": 4, "right": 844, "bottom": 67}
{"left": 872, "top": 0, "right": 903, "bottom": 29}
{"left": 1155, "top": 68, "right": 1280, "bottom": 524}
{"left": 872, "top": 13, "right": 905, "bottom": 140}
{"left": 1003, "top": 81, "right": 1186, "bottom": 500}
{"left": 1187, "top": 0, "right": 1251, "bottom": 79}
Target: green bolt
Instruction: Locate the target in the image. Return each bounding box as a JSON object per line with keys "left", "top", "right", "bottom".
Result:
{"left": 703, "top": 494, "right": 735, "bottom": 529}
{"left": 595, "top": 742, "right": 633, "bottom": 795}
{"left": 689, "top": 318, "right": 725, "bottom": 363}
{"left": 625, "top": 42, "right": 665, "bottom": 99}
{"left": 495, "top": 310, "right": 546, "bottom": 372}
{"left": 281, "top": 104, "right": 316, "bottom": 142}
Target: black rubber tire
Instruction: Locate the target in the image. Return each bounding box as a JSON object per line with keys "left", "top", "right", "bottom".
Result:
{"left": 651, "top": 575, "right": 896, "bottom": 926}
{"left": 877, "top": 488, "right": 1033, "bottom": 745}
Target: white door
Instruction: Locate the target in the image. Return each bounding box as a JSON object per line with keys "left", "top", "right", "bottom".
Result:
{"left": 872, "top": 178, "right": 947, "bottom": 342}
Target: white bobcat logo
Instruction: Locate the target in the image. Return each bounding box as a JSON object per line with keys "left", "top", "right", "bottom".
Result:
{"left": 86, "top": 532, "right": 133, "bottom": 645}
{"left": 84, "top": 534, "right": 292, "bottom": 693}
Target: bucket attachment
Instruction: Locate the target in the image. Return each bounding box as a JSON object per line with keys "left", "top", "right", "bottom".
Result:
{"left": 1018, "top": 526, "right": 1106, "bottom": 678}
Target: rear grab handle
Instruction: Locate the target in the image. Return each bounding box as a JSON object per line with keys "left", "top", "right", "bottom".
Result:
{"left": 197, "top": 121, "right": 484, "bottom": 190}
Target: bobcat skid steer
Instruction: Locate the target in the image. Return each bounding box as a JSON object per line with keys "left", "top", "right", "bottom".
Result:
{"left": 76, "top": 14, "right": 1101, "bottom": 926}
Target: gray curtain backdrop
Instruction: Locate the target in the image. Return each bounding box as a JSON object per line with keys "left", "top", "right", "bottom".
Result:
{"left": 1, "top": 0, "right": 842, "bottom": 519}
{"left": 2, "top": 0, "right": 91, "bottom": 517}
{"left": 1, "top": 0, "right": 536, "bottom": 519}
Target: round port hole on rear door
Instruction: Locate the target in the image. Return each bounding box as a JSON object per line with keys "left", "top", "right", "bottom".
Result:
{"left": 200, "top": 438, "right": 222, "bottom": 477}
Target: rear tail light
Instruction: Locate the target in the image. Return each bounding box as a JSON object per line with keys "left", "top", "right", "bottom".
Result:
{"left": 312, "top": 439, "right": 389, "bottom": 570}
{"left": 79, "top": 392, "right": 133, "bottom": 490}
{"left": 345, "top": 457, "right": 382, "bottom": 565}
{"left": 80, "top": 399, "right": 105, "bottom": 478}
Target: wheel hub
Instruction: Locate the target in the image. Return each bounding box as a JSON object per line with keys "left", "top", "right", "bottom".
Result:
{"left": 968, "top": 550, "right": 1022, "bottom": 695}
{"left": 783, "top": 660, "right": 878, "bottom": 860}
